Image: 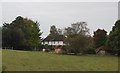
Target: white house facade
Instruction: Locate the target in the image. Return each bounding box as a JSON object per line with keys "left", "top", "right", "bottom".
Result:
{"left": 42, "top": 35, "right": 65, "bottom": 46}
{"left": 42, "top": 41, "right": 65, "bottom": 46}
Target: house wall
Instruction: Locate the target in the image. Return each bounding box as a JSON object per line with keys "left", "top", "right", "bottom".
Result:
{"left": 58, "top": 41, "right": 64, "bottom": 45}
{"left": 44, "top": 41, "right": 48, "bottom": 45}
{"left": 51, "top": 41, "right": 63, "bottom": 45}
{"left": 42, "top": 41, "right": 64, "bottom": 46}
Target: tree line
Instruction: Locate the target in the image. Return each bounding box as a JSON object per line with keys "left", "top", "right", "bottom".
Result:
{"left": 2, "top": 16, "right": 42, "bottom": 50}
{"left": 1, "top": 16, "right": 120, "bottom": 55}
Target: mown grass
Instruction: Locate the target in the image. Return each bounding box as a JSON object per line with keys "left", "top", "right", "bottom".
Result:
{"left": 2, "top": 49, "right": 118, "bottom": 71}
{"left": 0, "top": 49, "right": 2, "bottom": 72}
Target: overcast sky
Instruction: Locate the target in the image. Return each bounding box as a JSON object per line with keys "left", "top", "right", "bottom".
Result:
{"left": 2, "top": 2, "right": 118, "bottom": 38}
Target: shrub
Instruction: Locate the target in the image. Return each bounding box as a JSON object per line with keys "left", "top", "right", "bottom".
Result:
{"left": 83, "top": 48, "right": 95, "bottom": 54}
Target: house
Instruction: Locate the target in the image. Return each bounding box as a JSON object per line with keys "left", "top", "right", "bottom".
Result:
{"left": 54, "top": 45, "right": 63, "bottom": 54}
{"left": 41, "top": 34, "right": 65, "bottom": 50}
{"left": 53, "top": 45, "right": 66, "bottom": 54}
{"left": 93, "top": 29, "right": 107, "bottom": 38}
{"left": 95, "top": 46, "right": 108, "bottom": 55}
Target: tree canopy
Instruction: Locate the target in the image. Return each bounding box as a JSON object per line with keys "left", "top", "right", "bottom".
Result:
{"left": 0, "top": 27, "right": 1, "bottom": 48}
{"left": 107, "top": 20, "right": 120, "bottom": 55}
{"left": 63, "top": 22, "right": 91, "bottom": 54}
{"left": 2, "top": 16, "right": 42, "bottom": 50}
{"left": 50, "top": 25, "right": 58, "bottom": 35}
{"left": 64, "top": 22, "right": 89, "bottom": 37}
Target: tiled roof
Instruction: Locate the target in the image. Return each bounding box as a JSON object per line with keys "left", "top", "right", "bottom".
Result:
{"left": 95, "top": 46, "right": 108, "bottom": 53}
{"left": 43, "top": 34, "right": 65, "bottom": 41}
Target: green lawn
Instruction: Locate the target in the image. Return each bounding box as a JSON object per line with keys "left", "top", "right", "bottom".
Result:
{"left": 2, "top": 49, "right": 118, "bottom": 71}
{"left": 0, "top": 49, "right": 2, "bottom": 72}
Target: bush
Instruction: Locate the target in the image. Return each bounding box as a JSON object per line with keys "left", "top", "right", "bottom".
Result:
{"left": 83, "top": 48, "right": 95, "bottom": 54}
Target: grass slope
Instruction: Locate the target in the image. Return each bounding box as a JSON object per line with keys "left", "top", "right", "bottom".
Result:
{"left": 2, "top": 49, "right": 118, "bottom": 71}
{"left": 0, "top": 49, "right": 2, "bottom": 72}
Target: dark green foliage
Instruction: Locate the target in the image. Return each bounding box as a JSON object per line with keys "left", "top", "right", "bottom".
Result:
{"left": 50, "top": 25, "right": 58, "bottom": 35}
{"left": 83, "top": 48, "right": 95, "bottom": 54}
{"left": 64, "top": 22, "right": 91, "bottom": 54}
{"left": 44, "top": 44, "right": 49, "bottom": 49}
{"left": 107, "top": 20, "right": 120, "bottom": 55}
{"left": 0, "top": 27, "right": 2, "bottom": 48}
{"left": 65, "top": 35, "right": 92, "bottom": 54}
{"left": 2, "top": 16, "right": 42, "bottom": 50}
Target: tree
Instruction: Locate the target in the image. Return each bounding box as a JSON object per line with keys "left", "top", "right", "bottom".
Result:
{"left": 57, "top": 28, "right": 63, "bottom": 35}
{"left": 50, "top": 25, "right": 58, "bottom": 35}
{"left": 64, "top": 22, "right": 89, "bottom": 37}
{"left": 2, "top": 23, "right": 13, "bottom": 48}
{"left": 107, "top": 20, "right": 120, "bottom": 55}
{"left": 0, "top": 27, "right": 1, "bottom": 48}
{"left": 64, "top": 22, "right": 91, "bottom": 54}
{"left": 2, "top": 16, "right": 42, "bottom": 50}
{"left": 93, "top": 29, "right": 107, "bottom": 49}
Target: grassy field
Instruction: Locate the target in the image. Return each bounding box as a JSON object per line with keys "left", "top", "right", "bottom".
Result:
{"left": 2, "top": 49, "right": 118, "bottom": 71}
{"left": 0, "top": 49, "right": 2, "bottom": 72}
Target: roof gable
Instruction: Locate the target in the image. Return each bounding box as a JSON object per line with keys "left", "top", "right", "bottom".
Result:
{"left": 43, "top": 34, "right": 65, "bottom": 41}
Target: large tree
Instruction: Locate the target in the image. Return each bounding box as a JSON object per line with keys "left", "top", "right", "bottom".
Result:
{"left": 2, "top": 16, "right": 42, "bottom": 50}
{"left": 107, "top": 20, "right": 120, "bottom": 55}
{"left": 64, "top": 22, "right": 89, "bottom": 37}
{"left": 64, "top": 22, "right": 91, "bottom": 54}
{"left": 0, "top": 27, "right": 1, "bottom": 48}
